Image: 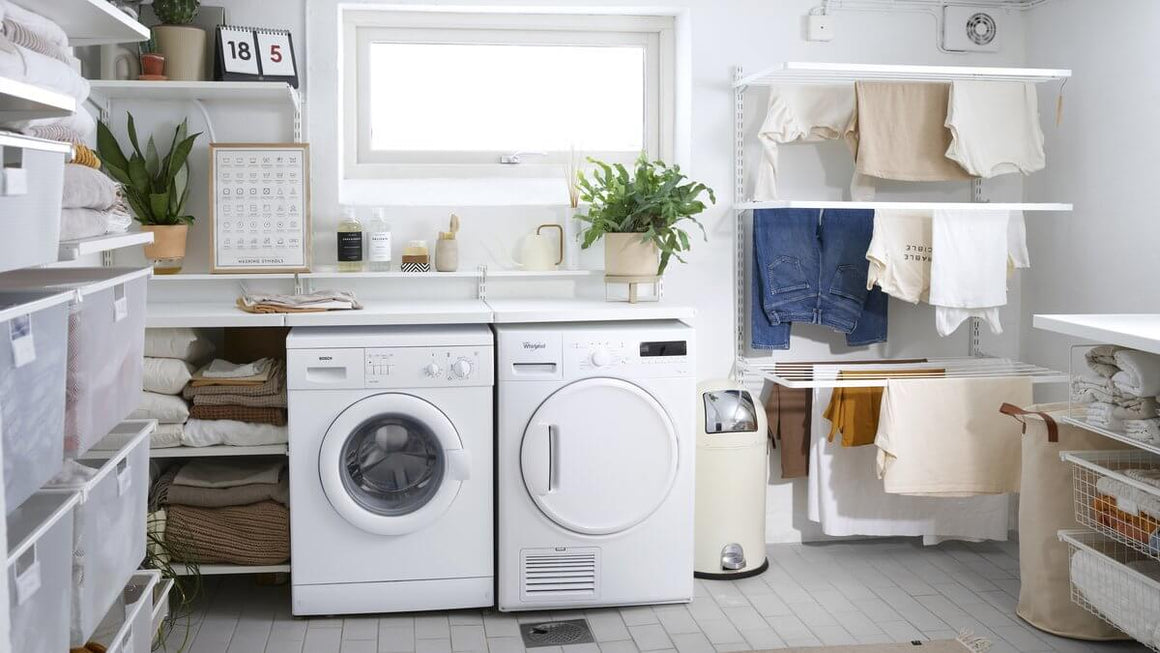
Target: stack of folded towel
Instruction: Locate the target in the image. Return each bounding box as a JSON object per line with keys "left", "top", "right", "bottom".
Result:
{"left": 181, "top": 358, "right": 288, "bottom": 447}
{"left": 131, "top": 329, "right": 215, "bottom": 448}
{"left": 1093, "top": 472, "right": 1160, "bottom": 555}
{"left": 60, "top": 163, "right": 132, "bottom": 240}
{"left": 150, "top": 459, "right": 290, "bottom": 566}
{"left": 1074, "top": 346, "right": 1160, "bottom": 443}
{"left": 237, "top": 290, "right": 363, "bottom": 314}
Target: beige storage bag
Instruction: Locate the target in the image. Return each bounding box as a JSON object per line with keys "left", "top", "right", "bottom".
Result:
{"left": 1001, "top": 402, "right": 1129, "bottom": 640}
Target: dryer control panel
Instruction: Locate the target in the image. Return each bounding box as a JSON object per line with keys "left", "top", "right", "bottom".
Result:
{"left": 497, "top": 321, "right": 694, "bottom": 381}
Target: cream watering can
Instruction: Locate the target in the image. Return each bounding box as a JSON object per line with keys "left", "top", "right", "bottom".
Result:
{"left": 514, "top": 224, "right": 563, "bottom": 271}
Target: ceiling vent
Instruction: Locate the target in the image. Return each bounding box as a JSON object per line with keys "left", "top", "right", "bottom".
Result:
{"left": 943, "top": 5, "right": 1003, "bottom": 52}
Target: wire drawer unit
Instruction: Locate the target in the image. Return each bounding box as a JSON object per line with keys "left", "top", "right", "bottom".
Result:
{"left": 1060, "top": 530, "right": 1160, "bottom": 651}
{"left": 1064, "top": 450, "right": 1160, "bottom": 563}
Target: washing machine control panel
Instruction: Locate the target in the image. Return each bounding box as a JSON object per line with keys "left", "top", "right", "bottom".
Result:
{"left": 364, "top": 346, "right": 492, "bottom": 388}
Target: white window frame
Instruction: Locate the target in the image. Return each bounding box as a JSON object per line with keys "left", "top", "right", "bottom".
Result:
{"left": 341, "top": 10, "right": 675, "bottom": 181}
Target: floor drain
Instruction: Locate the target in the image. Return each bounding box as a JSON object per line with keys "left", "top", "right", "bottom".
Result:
{"left": 520, "top": 619, "right": 595, "bottom": 648}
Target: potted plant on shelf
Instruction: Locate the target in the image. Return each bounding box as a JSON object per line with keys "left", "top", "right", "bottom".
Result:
{"left": 151, "top": 0, "right": 204, "bottom": 81}
{"left": 96, "top": 113, "right": 201, "bottom": 274}
{"left": 575, "top": 154, "right": 715, "bottom": 277}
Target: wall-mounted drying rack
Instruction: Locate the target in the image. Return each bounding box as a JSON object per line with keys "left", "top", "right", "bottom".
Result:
{"left": 740, "top": 357, "right": 1069, "bottom": 389}
{"left": 732, "top": 62, "right": 1073, "bottom": 387}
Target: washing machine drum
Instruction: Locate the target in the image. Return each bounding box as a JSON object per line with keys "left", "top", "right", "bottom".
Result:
{"left": 320, "top": 393, "right": 471, "bottom": 536}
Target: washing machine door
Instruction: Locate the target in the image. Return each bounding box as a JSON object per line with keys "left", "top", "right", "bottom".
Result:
{"left": 520, "top": 378, "right": 678, "bottom": 536}
{"left": 320, "top": 392, "right": 469, "bottom": 536}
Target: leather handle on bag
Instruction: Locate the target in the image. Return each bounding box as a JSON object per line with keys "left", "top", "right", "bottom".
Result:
{"left": 999, "top": 403, "right": 1059, "bottom": 443}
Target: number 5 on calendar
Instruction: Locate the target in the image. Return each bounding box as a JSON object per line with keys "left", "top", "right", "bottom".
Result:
{"left": 256, "top": 31, "right": 295, "bottom": 77}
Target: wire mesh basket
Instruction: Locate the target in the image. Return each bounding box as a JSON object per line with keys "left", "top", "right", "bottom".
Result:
{"left": 1059, "top": 530, "right": 1160, "bottom": 652}
{"left": 1065, "top": 450, "right": 1160, "bottom": 562}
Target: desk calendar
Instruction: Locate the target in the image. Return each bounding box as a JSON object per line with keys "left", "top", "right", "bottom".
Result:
{"left": 210, "top": 143, "right": 311, "bottom": 274}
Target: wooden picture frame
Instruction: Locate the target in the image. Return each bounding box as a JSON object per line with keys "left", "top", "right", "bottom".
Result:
{"left": 209, "top": 143, "right": 311, "bottom": 274}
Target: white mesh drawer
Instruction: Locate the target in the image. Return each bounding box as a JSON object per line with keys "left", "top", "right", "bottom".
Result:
{"left": 6, "top": 492, "right": 80, "bottom": 653}
{"left": 1064, "top": 450, "right": 1160, "bottom": 562}
{"left": 0, "top": 134, "right": 69, "bottom": 274}
{"left": 1061, "top": 530, "right": 1160, "bottom": 651}
{"left": 88, "top": 571, "right": 162, "bottom": 653}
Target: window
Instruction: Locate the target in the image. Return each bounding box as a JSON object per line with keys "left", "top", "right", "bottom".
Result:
{"left": 342, "top": 11, "right": 674, "bottom": 178}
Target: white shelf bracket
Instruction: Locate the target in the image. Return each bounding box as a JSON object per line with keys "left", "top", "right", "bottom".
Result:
{"left": 733, "top": 66, "right": 746, "bottom": 382}
{"left": 477, "top": 264, "right": 488, "bottom": 300}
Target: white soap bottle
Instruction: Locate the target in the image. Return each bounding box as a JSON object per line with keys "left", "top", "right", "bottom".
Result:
{"left": 367, "top": 207, "right": 392, "bottom": 272}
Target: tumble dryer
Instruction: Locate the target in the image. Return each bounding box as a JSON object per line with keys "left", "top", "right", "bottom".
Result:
{"left": 286, "top": 325, "right": 493, "bottom": 615}
{"left": 494, "top": 320, "right": 697, "bottom": 611}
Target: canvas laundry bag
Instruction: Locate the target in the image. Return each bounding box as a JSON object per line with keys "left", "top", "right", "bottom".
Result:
{"left": 1000, "top": 402, "right": 1129, "bottom": 640}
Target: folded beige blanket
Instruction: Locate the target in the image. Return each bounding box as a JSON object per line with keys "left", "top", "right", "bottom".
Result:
{"left": 166, "top": 501, "right": 290, "bottom": 566}
{"left": 238, "top": 290, "right": 363, "bottom": 314}
{"left": 189, "top": 404, "right": 286, "bottom": 426}
{"left": 189, "top": 390, "right": 287, "bottom": 409}
{"left": 167, "top": 473, "right": 289, "bottom": 508}
{"left": 184, "top": 360, "right": 285, "bottom": 401}
{"left": 173, "top": 459, "right": 285, "bottom": 489}
{"left": 854, "top": 82, "right": 973, "bottom": 182}
{"left": 62, "top": 163, "right": 119, "bottom": 210}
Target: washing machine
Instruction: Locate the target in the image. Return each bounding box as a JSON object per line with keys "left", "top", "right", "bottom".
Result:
{"left": 286, "top": 325, "right": 494, "bottom": 615}
{"left": 495, "top": 320, "right": 697, "bottom": 611}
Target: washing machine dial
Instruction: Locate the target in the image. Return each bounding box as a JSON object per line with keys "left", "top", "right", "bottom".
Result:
{"left": 424, "top": 362, "right": 443, "bottom": 378}
{"left": 589, "top": 348, "right": 613, "bottom": 368}
{"left": 451, "top": 358, "right": 473, "bottom": 379}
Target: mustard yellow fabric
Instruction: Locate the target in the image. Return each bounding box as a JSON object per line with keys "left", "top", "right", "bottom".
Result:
{"left": 823, "top": 369, "right": 945, "bottom": 447}
{"left": 70, "top": 144, "right": 101, "bottom": 169}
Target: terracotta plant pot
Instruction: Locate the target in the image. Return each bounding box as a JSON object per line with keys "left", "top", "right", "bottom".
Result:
{"left": 139, "top": 53, "right": 166, "bottom": 78}
{"left": 604, "top": 232, "right": 661, "bottom": 277}
{"left": 142, "top": 224, "right": 188, "bottom": 274}
{"left": 153, "top": 25, "right": 206, "bottom": 81}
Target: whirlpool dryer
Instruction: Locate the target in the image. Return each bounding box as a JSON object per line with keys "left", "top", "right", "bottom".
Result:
{"left": 286, "top": 325, "right": 494, "bottom": 615}
{"left": 495, "top": 320, "right": 696, "bottom": 611}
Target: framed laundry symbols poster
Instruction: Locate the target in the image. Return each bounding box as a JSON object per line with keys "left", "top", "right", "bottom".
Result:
{"left": 209, "top": 143, "right": 311, "bottom": 274}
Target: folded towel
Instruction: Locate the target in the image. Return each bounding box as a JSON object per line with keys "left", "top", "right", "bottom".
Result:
{"left": 152, "top": 423, "right": 183, "bottom": 449}
{"left": 3, "top": 18, "right": 70, "bottom": 64}
{"left": 237, "top": 290, "right": 362, "bottom": 314}
{"left": 3, "top": 2, "right": 69, "bottom": 50}
{"left": 184, "top": 360, "right": 285, "bottom": 400}
{"left": 166, "top": 501, "right": 290, "bottom": 566}
{"left": 145, "top": 328, "right": 215, "bottom": 362}
{"left": 128, "top": 391, "right": 190, "bottom": 424}
{"left": 945, "top": 81, "right": 1046, "bottom": 178}
{"left": 189, "top": 404, "right": 286, "bottom": 426}
{"left": 1070, "top": 550, "right": 1160, "bottom": 649}
{"left": 1087, "top": 398, "right": 1158, "bottom": 420}
{"left": 1072, "top": 376, "right": 1127, "bottom": 404}
{"left": 20, "top": 108, "right": 96, "bottom": 143}
{"left": 173, "top": 459, "right": 285, "bottom": 489}
{"left": 198, "top": 357, "right": 272, "bottom": 380}
{"left": 1126, "top": 469, "right": 1160, "bottom": 491}
{"left": 1096, "top": 476, "right": 1160, "bottom": 520}
{"left": 1113, "top": 349, "right": 1160, "bottom": 397}
{"left": 1086, "top": 345, "right": 1124, "bottom": 378}
{"left": 1093, "top": 495, "right": 1160, "bottom": 552}
{"left": 189, "top": 389, "right": 287, "bottom": 409}
{"left": 143, "top": 357, "right": 195, "bottom": 395}
{"left": 59, "top": 206, "right": 130, "bottom": 241}
{"left": 62, "top": 164, "right": 119, "bottom": 210}
{"left": 6, "top": 40, "right": 88, "bottom": 103}
{"left": 1124, "top": 418, "right": 1160, "bottom": 444}
{"left": 181, "top": 419, "right": 288, "bottom": 448}
{"left": 166, "top": 470, "right": 289, "bottom": 508}
{"left": 23, "top": 122, "right": 87, "bottom": 144}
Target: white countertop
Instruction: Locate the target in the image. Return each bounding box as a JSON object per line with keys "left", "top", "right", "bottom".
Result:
{"left": 485, "top": 298, "right": 695, "bottom": 324}
{"left": 1033, "top": 314, "right": 1160, "bottom": 356}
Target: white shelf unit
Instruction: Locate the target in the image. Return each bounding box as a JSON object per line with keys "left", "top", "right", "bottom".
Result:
{"left": 1035, "top": 314, "right": 1160, "bottom": 357}
{"left": 487, "top": 298, "right": 695, "bottom": 324}
{"left": 150, "top": 444, "right": 288, "bottom": 459}
{"left": 146, "top": 301, "right": 289, "bottom": 328}
{"left": 732, "top": 62, "right": 1072, "bottom": 385}
{"left": 151, "top": 267, "right": 600, "bottom": 282}
{"left": 173, "top": 563, "right": 290, "bottom": 577}
{"left": 0, "top": 76, "right": 75, "bottom": 122}
{"left": 11, "top": 0, "right": 150, "bottom": 46}
{"left": 58, "top": 232, "right": 154, "bottom": 261}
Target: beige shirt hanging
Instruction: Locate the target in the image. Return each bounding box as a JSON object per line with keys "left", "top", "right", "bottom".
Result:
{"left": 875, "top": 376, "right": 1032, "bottom": 496}
{"left": 865, "top": 209, "right": 934, "bottom": 304}
{"left": 853, "top": 82, "right": 974, "bottom": 182}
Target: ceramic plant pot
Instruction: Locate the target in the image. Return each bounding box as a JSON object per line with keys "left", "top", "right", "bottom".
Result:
{"left": 153, "top": 25, "right": 206, "bottom": 81}
{"left": 142, "top": 224, "right": 188, "bottom": 274}
{"left": 604, "top": 232, "right": 661, "bottom": 277}
{"left": 139, "top": 53, "right": 166, "bottom": 79}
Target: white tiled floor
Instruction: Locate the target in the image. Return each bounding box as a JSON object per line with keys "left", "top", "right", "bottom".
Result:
{"left": 157, "top": 539, "right": 1149, "bottom": 653}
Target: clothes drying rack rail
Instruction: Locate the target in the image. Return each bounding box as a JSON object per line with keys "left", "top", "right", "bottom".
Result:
{"left": 739, "top": 357, "right": 1069, "bottom": 389}
{"left": 731, "top": 62, "right": 1073, "bottom": 385}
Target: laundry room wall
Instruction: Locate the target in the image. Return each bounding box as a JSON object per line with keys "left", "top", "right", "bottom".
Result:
{"left": 1021, "top": 0, "right": 1160, "bottom": 388}
{"left": 105, "top": 0, "right": 1035, "bottom": 543}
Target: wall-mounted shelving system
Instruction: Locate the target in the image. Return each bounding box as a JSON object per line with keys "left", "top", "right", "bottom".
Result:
{"left": 734, "top": 61, "right": 1073, "bottom": 388}
{"left": 0, "top": 76, "right": 75, "bottom": 122}
{"left": 11, "top": 0, "right": 150, "bottom": 45}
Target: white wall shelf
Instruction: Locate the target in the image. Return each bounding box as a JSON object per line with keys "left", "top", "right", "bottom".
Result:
{"left": 58, "top": 232, "right": 154, "bottom": 261}
{"left": 146, "top": 302, "right": 288, "bottom": 328}
{"left": 735, "top": 62, "right": 1072, "bottom": 88}
{"left": 150, "top": 273, "right": 299, "bottom": 282}
{"left": 487, "top": 299, "right": 695, "bottom": 324}
{"left": 0, "top": 76, "right": 75, "bottom": 122}
{"left": 303, "top": 267, "right": 479, "bottom": 280}
{"left": 88, "top": 80, "right": 299, "bottom": 109}
{"left": 737, "top": 201, "right": 1074, "bottom": 212}
{"left": 151, "top": 444, "right": 288, "bottom": 458}
{"left": 487, "top": 269, "right": 601, "bottom": 278}
{"left": 283, "top": 299, "right": 493, "bottom": 327}
{"left": 173, "top": 563, "right": 290, "bottom": 577}
{"left": 741, "top": 357, "right": 1068, "bottom": 389}
{"left": 1035, "top": 314, "right": 1160, "bottom": 357}
{"left": 12, "top": 0, "right": 150, "bottom": 46}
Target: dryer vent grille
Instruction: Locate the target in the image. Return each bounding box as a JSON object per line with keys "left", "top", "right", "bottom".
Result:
{"left": 521, "top": 549, "right": 598, "bottom": 600}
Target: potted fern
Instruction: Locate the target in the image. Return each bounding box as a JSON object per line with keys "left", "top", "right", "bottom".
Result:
{"left": 96, "top": 113, "right": 201, "bottom": 274}
{"left": 151, "top": 0, "right": 204, "bottom": 81}
{"left": 576, "top": 154, "right": 715, "bottom": 277}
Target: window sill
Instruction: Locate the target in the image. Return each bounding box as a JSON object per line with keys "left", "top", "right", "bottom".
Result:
{"left": 339, "top": 177, "right": 570, "bottom": 207}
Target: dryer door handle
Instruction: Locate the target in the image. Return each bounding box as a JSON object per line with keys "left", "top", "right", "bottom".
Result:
{"left": 525, "top": 423, "right": 559, "bottom": 496}
{"left": 447, "top": 449, "right": 471, "bottom": 481}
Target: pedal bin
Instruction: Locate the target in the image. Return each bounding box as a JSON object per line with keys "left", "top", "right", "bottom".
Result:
{"left": 694, "top": 380, "right": 769, "bottom": 579}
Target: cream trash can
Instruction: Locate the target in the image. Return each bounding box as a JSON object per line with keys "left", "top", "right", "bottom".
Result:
{"left": 694, "top": 380, "right": 770, "bottom": 579}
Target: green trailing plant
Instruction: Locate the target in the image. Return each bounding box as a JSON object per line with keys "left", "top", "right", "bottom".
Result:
{"left": 145, "top": 512, "right": 202, "bottom": 652}
{"left": 575, "top": 154, "right": 715, "bottom": 275}
{"left": 153, "top": 0, "right": 200, "bottom": 25}
{"left": 96, "top": 113, "right": 201, "bottom": 226}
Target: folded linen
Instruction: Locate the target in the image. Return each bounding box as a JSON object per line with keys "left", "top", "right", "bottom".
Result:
{"left": 1124, "top": 418, "right": 1160, "bottom": 444}
{"left": 3, "top": 2, "right": 69, "bottom": 50}
{"left": 1093, "top": 495, "right": 1160, "bottom": 552}
{"left": 1, "top": 39, "right": 88, "bottom": 104}
{"left": 1086, "top": 345, "right": 1124, "bottom": 378}
{"left": 754, "top": 83, "right": 856, "bottom": 200}
{"left": 143, "top": 357, "right": 195, "bottom": 395}
{"left": 189, "top": 404, "right": 286, "bottom": 426}
{"left": 152, "top": 423, "right": 183, "bottom": 449}
{"left": 1127, "top": 469, "right": 1160, "bottom": 491}
{"left": 3, "top": 18, "right": 70, "bottom": 64}
{"left": 166, "top": 471, "right": 289, "bottom": 508}
{"left": 1112, "top": 349, "right": 1160, "bottom": 397}
{"left": 184, "top": 360, "right": 285, "bottom": 400}
{"left": 181, "top": 419, "right": 288, "bottom": 448}
{"left": 145, "top": 328, "right": 215, "bottom": 362}
{"left": 1087, "top": 398, "right": 1159, "bottom": 420}
{"left": 189, "top": 389, "right": 287, "bottom": 409}
{"left": 1095, "top": 476, "right": 1160, "bottom": 521}
{"left": 70, "top": 143, "right": 100, "bottom": 168}
{"left": 166, "top": 501, "right": 290, "bottom": 566}
{"left": 23, "top": 122, "right": 87, "bottom": 144}
{"left": 59, "top": 206, "right": 130, "bottom": 241}
{"left": 1070, "top": 549, "right": 1160, "bottom": 649}
{"left": 20, "top": 108, "right": 97, "bottom": 142}
{"left": 199, "top": 357, "right": 272, "bottom": 380}
{"left": 1085, "top": 413, "right": 1123, "bottom": 432}
{"left": 173, "top": 459, "right": 285, "bottom": 489}
{"left": 129, "top": 391, "right": 190, "bottom": 424}
{"left": 945, "top": 81, "right": 1046, "bottom": 178}
{"left": 62, "top": 164, "right": 119, "bottom": 210}
{"left": 1073, "top": 376, "right": 1128, "bottom": 404}
{"left": 238, "top": 289, "right": 362, "bottom": 314}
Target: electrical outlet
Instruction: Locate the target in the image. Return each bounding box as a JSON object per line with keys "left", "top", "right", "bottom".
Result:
{"left": 1, "top": 168, "right": 28, "bottom": 196}
{"left": 808, "top": 14, "right": 834, "bottom": 42}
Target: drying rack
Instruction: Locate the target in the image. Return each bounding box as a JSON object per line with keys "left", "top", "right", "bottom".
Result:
{"left": 739, "top": 357, "right": 1068, "bottom": 389}
{"left": 732, "top": 62, "right": 1073, "bottom": 388}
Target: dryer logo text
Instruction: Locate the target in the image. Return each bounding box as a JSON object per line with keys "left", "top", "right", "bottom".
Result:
{"left": 521, "top": 341, "right": 547, "bottom": 350}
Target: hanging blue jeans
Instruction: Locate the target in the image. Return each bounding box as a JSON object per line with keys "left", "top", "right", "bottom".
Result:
{"left": 751, "top": 208, "right": 888, "bottom": 350}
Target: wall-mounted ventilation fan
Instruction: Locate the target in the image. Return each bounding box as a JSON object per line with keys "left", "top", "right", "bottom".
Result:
{"left": 943, "top": 5, "right": 1002, "bottom": 52}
